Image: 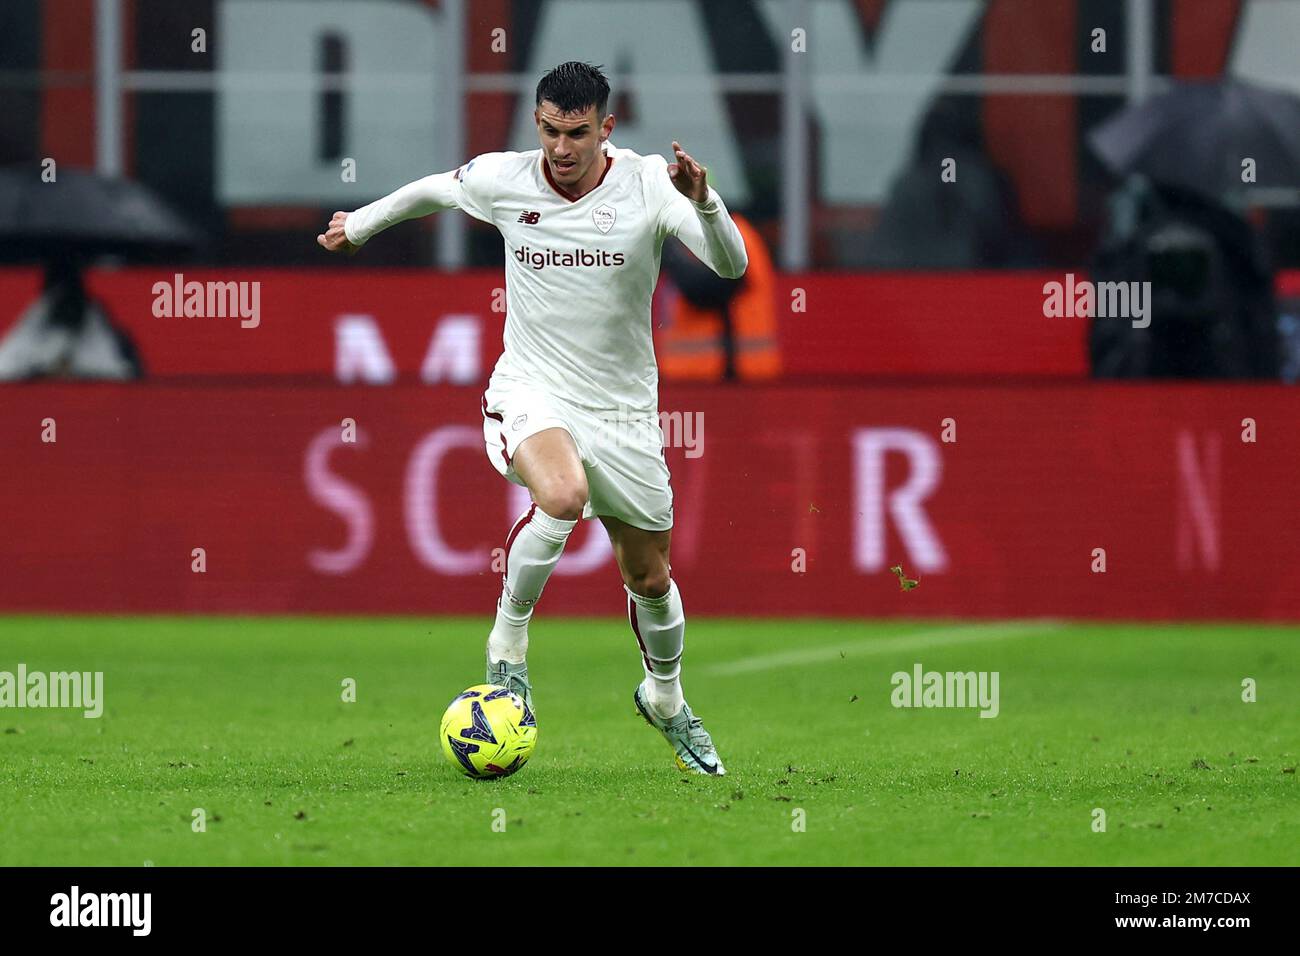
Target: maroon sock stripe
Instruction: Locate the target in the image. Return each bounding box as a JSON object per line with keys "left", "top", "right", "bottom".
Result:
{"left": 502, "top": 503, "right": 537, "bottom": 582}
{"left": 627, "top": 594, "right": 653, "bottom": 673}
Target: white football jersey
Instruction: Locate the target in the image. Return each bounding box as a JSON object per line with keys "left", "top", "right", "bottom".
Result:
{"left": 345, "top": 140, "right": 748, "bottom": 413}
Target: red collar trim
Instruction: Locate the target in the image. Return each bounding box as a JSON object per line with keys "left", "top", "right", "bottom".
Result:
{"left": 542, "top": 153, "right": 614, "bottom": 203}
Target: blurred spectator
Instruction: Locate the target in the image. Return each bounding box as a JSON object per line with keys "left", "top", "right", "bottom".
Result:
{"left": 1089, "top": 175, "right": 1279, "bottom": 379}
{"left": 856, "top": 99, "right": 1040, "bottom": 269}
{"left": 657, "top": 212, "right": 780, "bottom": 381}
{"left": 0, "top": 257, "right": 142, "bottom": 381}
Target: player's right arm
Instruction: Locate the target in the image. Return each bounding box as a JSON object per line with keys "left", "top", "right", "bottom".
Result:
{"left": 316, "top": 152, "right": 505, "bottom": 253}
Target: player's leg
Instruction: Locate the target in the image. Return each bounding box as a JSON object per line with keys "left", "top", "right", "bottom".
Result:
{"left": 485, "top": 426, "right": 587, "bottom": 703}
{"left": 599, "top": 515, "right": 682, "bottom": 715}
{"left": 577, "top": 404, "right": 724, "bottom": 773}
{"left": 601, "top": 514, "right": 726, "bottom": 775}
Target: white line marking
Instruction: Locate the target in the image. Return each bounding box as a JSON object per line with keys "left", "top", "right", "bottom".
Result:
{"left": 701, "top": 620, "right": 1064, "bottom": 676}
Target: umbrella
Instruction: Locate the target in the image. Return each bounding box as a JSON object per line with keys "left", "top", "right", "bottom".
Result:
{"left": 1088, "top": 77, "right": 1300, "bottom": 200}
{"left": 0, "top": 166, "right": 202, "bottom": 260}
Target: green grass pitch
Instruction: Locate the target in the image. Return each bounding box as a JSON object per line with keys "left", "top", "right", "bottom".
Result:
{"left": 0, "top": 615, "right": 1295, "bottom": 866}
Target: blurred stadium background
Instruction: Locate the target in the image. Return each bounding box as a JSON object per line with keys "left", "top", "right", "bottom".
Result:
{"left": 3, "top": 0, "right": 1300, "bottom": 624}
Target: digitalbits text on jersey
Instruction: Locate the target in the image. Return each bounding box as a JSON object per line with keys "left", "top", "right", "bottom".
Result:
{"left": 513, "top": 244, "right": 628, "bottom": 271}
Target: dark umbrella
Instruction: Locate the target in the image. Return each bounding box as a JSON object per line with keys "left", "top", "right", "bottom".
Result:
{"left": 1088, "top": 77, "right": 1300, "bottom": 199}
{"left": 0, "top": 166, "right": 202, "bottom": 260}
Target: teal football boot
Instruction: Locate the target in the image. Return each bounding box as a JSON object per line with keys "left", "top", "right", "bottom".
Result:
{"left": 486, "top": 656, "right": 534, "bottom": 716}
{"left": 633, "top": 683, "right": 726, "bottom": 776}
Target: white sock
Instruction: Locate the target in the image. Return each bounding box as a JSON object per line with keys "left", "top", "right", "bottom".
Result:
{"left": 487, "top": 503, "right": 576, "bottom": 665}
{"left": 627, "top": 579, "right": 685, "bottom": 719}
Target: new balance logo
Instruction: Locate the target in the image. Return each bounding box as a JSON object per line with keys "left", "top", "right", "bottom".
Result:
{"left": 517, "top": 211, "right": 541, "bottom": 225}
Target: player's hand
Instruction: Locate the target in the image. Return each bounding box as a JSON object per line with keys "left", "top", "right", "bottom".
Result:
{"left": 668, "top": 140, "right": 708, "bottom": 203}
{"left": 317, "top": 211, "right": 359, "bottom": 254}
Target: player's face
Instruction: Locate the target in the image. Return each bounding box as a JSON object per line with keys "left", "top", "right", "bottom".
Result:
{"left": 535, "top": 101, "right": 610, "bottom": 187}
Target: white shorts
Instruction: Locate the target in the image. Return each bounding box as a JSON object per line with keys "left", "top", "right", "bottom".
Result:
{"left": 480, "top": 377, "right": 674, "bottom": 532}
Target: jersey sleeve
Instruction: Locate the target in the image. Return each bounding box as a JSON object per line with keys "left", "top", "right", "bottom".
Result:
{"left": 344, "top": 151, "right": 507, "bottom": 246}
{"left": 643, "top": 154, "right": 749, "bottom": 280}
{"left": 449, "top": 151, "right": 508, "bottom": 224}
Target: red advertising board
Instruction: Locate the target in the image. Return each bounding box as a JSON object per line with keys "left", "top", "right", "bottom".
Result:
{"left": 5, "top": 267, "right": 1300, "bottom": 381}
{"left": 0, "top": 268, "right": 1092, "bottom": 380}
{"left": 1, "top": 382, "right": 1295, "bottom": 620}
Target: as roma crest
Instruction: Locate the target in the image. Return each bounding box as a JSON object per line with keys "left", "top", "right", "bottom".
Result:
{"left": 592, "top": 204, "right": 616, "bottom": 234}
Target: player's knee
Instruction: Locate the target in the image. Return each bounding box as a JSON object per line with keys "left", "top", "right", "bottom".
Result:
{"left": 532, "top": 479, "right": 588, "bottom": 522}
{"left": 626, "top": 567, "right": 670, "bottom": 599}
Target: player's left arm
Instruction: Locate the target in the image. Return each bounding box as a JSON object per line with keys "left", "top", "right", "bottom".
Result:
{"left": 659, "top": 141, "right": 748, "bottom": 280}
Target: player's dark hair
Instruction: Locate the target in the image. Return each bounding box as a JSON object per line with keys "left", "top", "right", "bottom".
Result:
{"left": 536, "top": 61, "right": 610, "bottom": 119}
